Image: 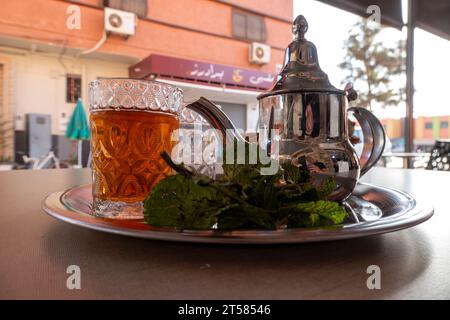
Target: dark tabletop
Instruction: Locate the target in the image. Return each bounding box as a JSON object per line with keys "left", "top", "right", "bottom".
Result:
{"left": 0, "top": 167, "right": 449, "bottom": 299}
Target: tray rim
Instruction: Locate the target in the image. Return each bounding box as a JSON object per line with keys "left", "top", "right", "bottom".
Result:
{"left": 42, "top": 182, "right": 434, "bottom": 244}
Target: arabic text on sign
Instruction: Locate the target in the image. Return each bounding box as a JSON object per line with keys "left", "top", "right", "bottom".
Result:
{"left": 189, "top": 64, "right": 225, "bottom": 81}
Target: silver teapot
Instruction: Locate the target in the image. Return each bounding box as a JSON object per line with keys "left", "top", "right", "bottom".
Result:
{"left": 184, "top": 15, "right": 385, "bottom": 201}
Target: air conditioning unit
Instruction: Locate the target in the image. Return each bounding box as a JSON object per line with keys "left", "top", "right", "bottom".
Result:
{"left": 104, "top": 7, "right": 137, "bottom": 37}
{"left": 249, "top": 42, "right": 271, "bottom": 65}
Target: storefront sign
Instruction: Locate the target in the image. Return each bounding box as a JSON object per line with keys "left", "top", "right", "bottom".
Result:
{"left": 129, "top": 54, "right": 275, "bottom": 90}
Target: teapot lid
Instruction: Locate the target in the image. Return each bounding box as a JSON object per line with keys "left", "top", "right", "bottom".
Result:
{"left": 258, "top": 15, "right": 344, "bottom": 99}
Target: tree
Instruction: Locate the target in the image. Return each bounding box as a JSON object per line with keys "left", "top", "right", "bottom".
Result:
{"left": 338, "top": 18, "right": 405, "bottom": 110}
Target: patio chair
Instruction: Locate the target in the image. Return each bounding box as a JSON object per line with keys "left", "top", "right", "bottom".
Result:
{"left": 426, "top": 140, "right": 450, "bottom": 171}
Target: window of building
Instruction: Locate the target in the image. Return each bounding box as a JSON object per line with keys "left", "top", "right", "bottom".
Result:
{"left": 103, "top": 0, "right": 147, "bottom": 18}
{"left": 425, "top": 122, "right": 433, "bottom": 129}
{"left": 66, "top": 74, "right": 81, "bottom": 103}
{"left": 232, "top": 11, "right": 266, "bottom": 43}
{"left": 441, "top": 121, "right": 449, "bottom": 129}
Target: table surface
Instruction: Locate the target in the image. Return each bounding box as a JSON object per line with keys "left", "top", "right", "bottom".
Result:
{"left": 0, "top": 167, "right": 449, "bottom": 299}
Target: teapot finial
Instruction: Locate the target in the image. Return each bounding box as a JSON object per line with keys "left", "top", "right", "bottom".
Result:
{"left": 258, "top": 14, "right": 342, "bottom": 99}
{"left": 293, "top": 15, "right": 308, "bottom": 39}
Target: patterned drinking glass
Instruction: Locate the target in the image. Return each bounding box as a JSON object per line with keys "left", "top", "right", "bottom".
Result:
{"left": 88, "top": 78, "right": 183, "bottom": 219}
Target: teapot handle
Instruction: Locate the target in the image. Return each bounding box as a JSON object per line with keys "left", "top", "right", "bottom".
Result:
{"left": 345, "top": 84, "right": 386, "bottom": 176}
{"left": 184, "top": 97, "right": 247, "bottom": 145}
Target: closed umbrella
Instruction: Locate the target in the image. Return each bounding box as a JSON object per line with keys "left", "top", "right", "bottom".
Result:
{"left": 65, "top": 99, "right": 90, "bottom": 168}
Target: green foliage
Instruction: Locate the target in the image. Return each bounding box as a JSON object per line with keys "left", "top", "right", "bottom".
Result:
{"left": 143, "top": 161, "right": 347, "bottom": 231}
{"left": 286, "top": 201, "right": 348, "bottom": 228}
{"left": 143, "top": 174, "right": 225, "bottom": 230}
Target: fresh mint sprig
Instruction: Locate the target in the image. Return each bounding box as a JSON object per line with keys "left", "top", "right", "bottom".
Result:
{"left": 143, "top": 151, "right": 348, "bottom": 230}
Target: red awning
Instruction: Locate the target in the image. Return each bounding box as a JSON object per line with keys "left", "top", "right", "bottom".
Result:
{"left": 129, "top": 54, "right": 276, "bottom": 91}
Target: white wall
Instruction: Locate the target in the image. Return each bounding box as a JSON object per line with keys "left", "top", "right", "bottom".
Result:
{"left": 0, "top": 49, "right": 129, "bottom": 134}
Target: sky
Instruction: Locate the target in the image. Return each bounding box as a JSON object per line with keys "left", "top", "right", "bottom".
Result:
{"left": 293, "top": 0, "right": 450, "bottom": 119}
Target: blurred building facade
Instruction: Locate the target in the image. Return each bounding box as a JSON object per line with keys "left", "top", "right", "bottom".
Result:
{"left": 0, "top": 0, "right": 292, "bottom": 163}
{"left": 382, "top": 116, "right": 450, "bottom": 151}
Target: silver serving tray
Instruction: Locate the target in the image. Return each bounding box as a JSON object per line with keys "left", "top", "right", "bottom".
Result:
{"left": 42, "top": 183, "right": 433, "bottom": 244}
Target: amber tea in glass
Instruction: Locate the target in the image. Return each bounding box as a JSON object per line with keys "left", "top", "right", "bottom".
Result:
{"left": 89, "top": 79, "right": 183, "bottom": 219}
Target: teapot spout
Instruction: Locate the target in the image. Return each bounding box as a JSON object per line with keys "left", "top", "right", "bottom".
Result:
{"left": 184, "top": 97, "right": 247, "bottom": 145}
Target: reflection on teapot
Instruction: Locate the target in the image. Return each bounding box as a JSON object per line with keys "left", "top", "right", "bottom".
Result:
{"left": 184, "top": 15, "right": 386, "bottom": 201}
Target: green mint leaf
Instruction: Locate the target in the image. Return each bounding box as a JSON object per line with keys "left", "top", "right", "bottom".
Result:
{"left": 144, "top": 149, "right": 347, "bottom": 231}
{"left": 217, "top": 205, "right": 275, "bottom": 230}
{"left": 143, "top": 174, "right": 224, "bottom": 230}
{"left": 287, "top": 200, "right": 348, "bottom": 228}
